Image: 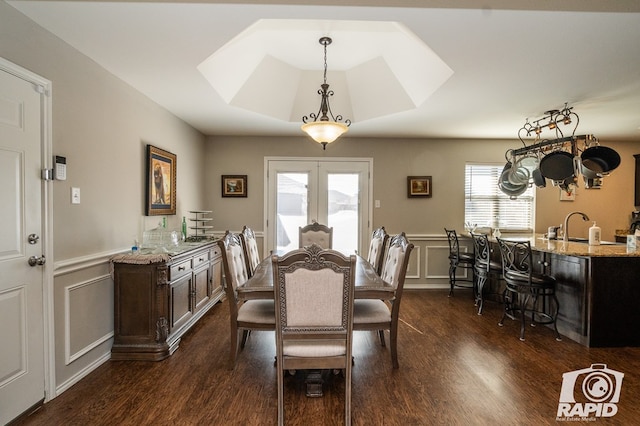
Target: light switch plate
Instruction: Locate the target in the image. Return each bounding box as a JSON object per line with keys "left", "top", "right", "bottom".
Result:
{"left": 71, "top": 187, "right": 81, "bottom": 204}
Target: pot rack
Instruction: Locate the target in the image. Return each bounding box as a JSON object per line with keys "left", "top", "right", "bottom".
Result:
{"left": 510, "top": 134, "right": 597, "bottom": 158}
{"left": 501, "top": 103, "right": 614, "bottom": 195}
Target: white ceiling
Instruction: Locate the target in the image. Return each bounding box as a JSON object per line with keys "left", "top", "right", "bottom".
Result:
{"left": 8, "top": 0, "right": 640, "bottom": 141}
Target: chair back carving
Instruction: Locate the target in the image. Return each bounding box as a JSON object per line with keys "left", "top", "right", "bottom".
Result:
{"left": 240, "top": 225, "right": 261, "bottom": 277}
{"left": 445, "top": 228, "right": 461, "bottom": 259}
{"left": 470, "top": 232, "right": 491, "bottom": 273}
{"left": 366, "top": 226, "right": 389, "bottom": 275}
{"left": 496, "top": 238, "right": 533, "bottom": 284}
{"left": 299, "top": 222, "right": 333, "bottom": 249}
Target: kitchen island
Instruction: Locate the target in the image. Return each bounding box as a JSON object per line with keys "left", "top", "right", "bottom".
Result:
{"left": 477, "top": 234, "right": 640, "bottom": 347}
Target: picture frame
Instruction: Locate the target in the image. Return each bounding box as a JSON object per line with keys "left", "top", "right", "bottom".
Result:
{"left": 222, "top": 175, "right": 247, "bottom": 197}
{"left": 407, "top": 176, "right": 432, "bottom": 198}
{"left": 145, "top": 145, "right": 177, "bottom": 215}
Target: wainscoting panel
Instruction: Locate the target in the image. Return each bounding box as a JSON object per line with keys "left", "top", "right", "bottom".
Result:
{"left": 64, "top": 275, "right": 113, "bottom": 365}
{"left": 404, "top": 233, "right": 473, "bottom": 289}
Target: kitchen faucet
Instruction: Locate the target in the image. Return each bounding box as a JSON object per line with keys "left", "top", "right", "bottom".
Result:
{"left": 563, "top": 211, "right": 590, "bottom": 242}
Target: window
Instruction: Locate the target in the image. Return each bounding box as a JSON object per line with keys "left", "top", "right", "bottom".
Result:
{"left": 465, "top": 163, "right": 534, "bottom": 231}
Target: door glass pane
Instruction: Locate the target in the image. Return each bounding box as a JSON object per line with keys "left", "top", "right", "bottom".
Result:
{"left": 276, "top": 173, "right": 308, "bottom": 253}
{"left": 327, "top": 173, "right": 359, "bottom": 254}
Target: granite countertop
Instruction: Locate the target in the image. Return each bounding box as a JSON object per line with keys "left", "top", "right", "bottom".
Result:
{"left": 465, "top": 232, "right": 640, "bottom": 258}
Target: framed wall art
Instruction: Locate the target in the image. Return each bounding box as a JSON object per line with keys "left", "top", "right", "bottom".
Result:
{"left": 407, "top": 176, "right": 432, "bottom": 198}
{"left": 146, "top": 145, "right": 177, "bottom": 215}
{"left": 222, "top": 175, "right": 247, "bottom": 197}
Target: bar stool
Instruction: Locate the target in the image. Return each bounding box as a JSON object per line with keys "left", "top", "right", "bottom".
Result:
{"left": 470, "top": 232, "right": 502, "bottom": 315}
{"left": 495, "top": 238, "right": 561, "bottom": 341}
{"left": 444, "top": 228, "right": 475, "bottom": 297}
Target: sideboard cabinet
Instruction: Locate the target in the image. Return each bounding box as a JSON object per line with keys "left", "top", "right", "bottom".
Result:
{"left": 111, "top": 241, "right": 223, "bottom": 361}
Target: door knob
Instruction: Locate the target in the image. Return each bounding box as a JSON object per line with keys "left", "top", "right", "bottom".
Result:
{"left": 28, "top": 255, "right": 46, "bottom": 266}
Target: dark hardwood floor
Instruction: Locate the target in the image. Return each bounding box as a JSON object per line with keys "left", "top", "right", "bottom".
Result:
{"left": 16, "top": 290, "right": 640, "bottom": 425}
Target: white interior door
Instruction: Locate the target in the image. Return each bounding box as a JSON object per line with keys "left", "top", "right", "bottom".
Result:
{"left": 265, "top": 158, "right": 371, "bottom": 255}
{"left": 0, "top": 64, "right": 47, "bottom": 423}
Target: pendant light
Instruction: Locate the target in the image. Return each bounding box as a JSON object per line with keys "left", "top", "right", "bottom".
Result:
{"left": 301, "top": 37, "right": 351, "bottom": 150}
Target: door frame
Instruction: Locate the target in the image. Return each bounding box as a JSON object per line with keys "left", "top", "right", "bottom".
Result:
{"left": 0, "top": 57, "right": 55, "bottom": 401}
{"left": 263, "top": 156, "right": 373, "bottom": 255}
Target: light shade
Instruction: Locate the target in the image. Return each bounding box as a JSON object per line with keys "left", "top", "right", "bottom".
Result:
{"left": 301, "top": 121, "right": 349, "bottom": 146}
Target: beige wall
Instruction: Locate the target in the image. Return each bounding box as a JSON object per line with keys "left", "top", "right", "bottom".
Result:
{"left": 1, "top": 1, "right": 207, "bottom": 392}
{"left": 206, "top": 136, "right": 640, "bottom": 242}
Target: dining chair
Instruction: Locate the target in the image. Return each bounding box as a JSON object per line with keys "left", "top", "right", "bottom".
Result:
{"left": 272, "top": 244, "right": 356, "bottom": 426}
{"left": 496, "top": 238, "right": 561, "bottom": 341}
{"left": 470, "top": 232, "right": 503, "bottom": 315}
{"left": 240, "top": 225, "right": 261, "bottom": 277}
{"left": 445, "top": 228, "right": 475, "bottom": 297}
{"left": 299, "top": 221, "right": 333, "bottom": 249}
{"left": 366, "top": 226, "right": 389, "bottom": 275}
{"left": 353, "top": 232, "right": 414, "bottom": 369}
{"left": 218, "top": 231, "right": 275, "bottom": 368}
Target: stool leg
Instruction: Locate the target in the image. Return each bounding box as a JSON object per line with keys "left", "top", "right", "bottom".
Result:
{"left": 476, "top": 273, "right": 486, "bottom": 315}
{"left": 551, "top": 292, "right": 562, "bottom": 341}
{"left": 519, "top": 292, "right": 530, "bottom": 341}
{"left": 448, "top": 260, "right": 456, "bottom": 297}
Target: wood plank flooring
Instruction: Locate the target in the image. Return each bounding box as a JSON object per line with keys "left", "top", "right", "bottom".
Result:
{"left": 15, "top": 290, "right": 640, "bottom": 425}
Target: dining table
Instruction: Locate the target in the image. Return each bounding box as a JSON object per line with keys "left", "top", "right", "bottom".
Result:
{"left": 237, "top": 252, "right": 394, "bottom": 301}
{"left": 236, "top": 251, "right": 393, "bottom": 397}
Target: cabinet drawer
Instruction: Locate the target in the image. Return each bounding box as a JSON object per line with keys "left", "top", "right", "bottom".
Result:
{"left": 170, "top": 258, "right": 192, "bottom": 281}
{"left": 210, "top": 246, "right": 221, "bottom": 259}
{"left": 193, "top": 251, "right": 210, "bottom": 269}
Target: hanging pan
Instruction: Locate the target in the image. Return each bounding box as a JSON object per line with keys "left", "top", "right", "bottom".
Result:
{"left": 581, "top": 145, "right": 621, "bottom": 176}
{"left": 539, "top": 150, "right": 575, "bottom": 181}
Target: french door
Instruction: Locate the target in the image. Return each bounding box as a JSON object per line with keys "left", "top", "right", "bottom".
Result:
{"left": 265, "top": 158, "right": 372, "bottom": 255}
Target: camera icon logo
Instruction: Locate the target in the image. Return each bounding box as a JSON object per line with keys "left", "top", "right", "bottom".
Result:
{"left": 557, "top": 364, "right": 624, "bottom": 419}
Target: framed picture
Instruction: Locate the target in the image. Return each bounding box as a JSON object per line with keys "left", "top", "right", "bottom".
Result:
{"left": 145, "top": 145, "right": 177, "bottom": 215}
{"left": 222, "top": 175, "right": 247, "bottom": 197}
{"left": 407, "top": 176, "right": 432, "bottom": 198}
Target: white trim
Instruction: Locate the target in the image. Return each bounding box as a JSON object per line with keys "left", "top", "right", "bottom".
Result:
{"left": 55, "top": 352, "right": 111, "bottom": 396}
{"left": 0, "top": 57, "right": 56, "bottom": 402}
{"left": 64, "top": 275, "right": 113, "bottom": 365}
{"left": 54, "top": 247, "right": 128, "bottom": 277}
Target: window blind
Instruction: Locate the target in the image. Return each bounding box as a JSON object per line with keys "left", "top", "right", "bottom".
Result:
{"left": 464, "top": 163, "right": 534, "bottom": 231}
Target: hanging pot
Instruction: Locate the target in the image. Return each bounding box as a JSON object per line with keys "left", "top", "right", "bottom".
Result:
{"left": 581, "top": 145, "right": 621, "bottom": 175}
{"left": 532, "top": 168, "right": 546, "bottom": 188}
{"left": 539, "top": 150, "right": 575, "bottom": 181}
{"left": 499, "top": 162, "right": 528, "bottom": 198}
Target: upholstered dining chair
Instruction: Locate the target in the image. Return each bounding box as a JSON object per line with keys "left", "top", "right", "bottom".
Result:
{"left": 353, "top": 232, "right": 414, "bottom": 369}
{"left": 272, "top": 244, "right": 356, "bottom": 426}
{"left": 240, "top": 225, "right": 261, "bottom": 277}
{"left": 218, "top": 231, "right": 275, "bottom": 368}
{"left": 299, "top": 221, "right": 333, "bottom": 249}
{"left": 366, "top": 226, "right": 389, "bottom": 275}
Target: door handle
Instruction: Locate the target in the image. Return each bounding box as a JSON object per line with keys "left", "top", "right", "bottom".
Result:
{"left": 28, "top": 255, "right": 46, "bottom": 267}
